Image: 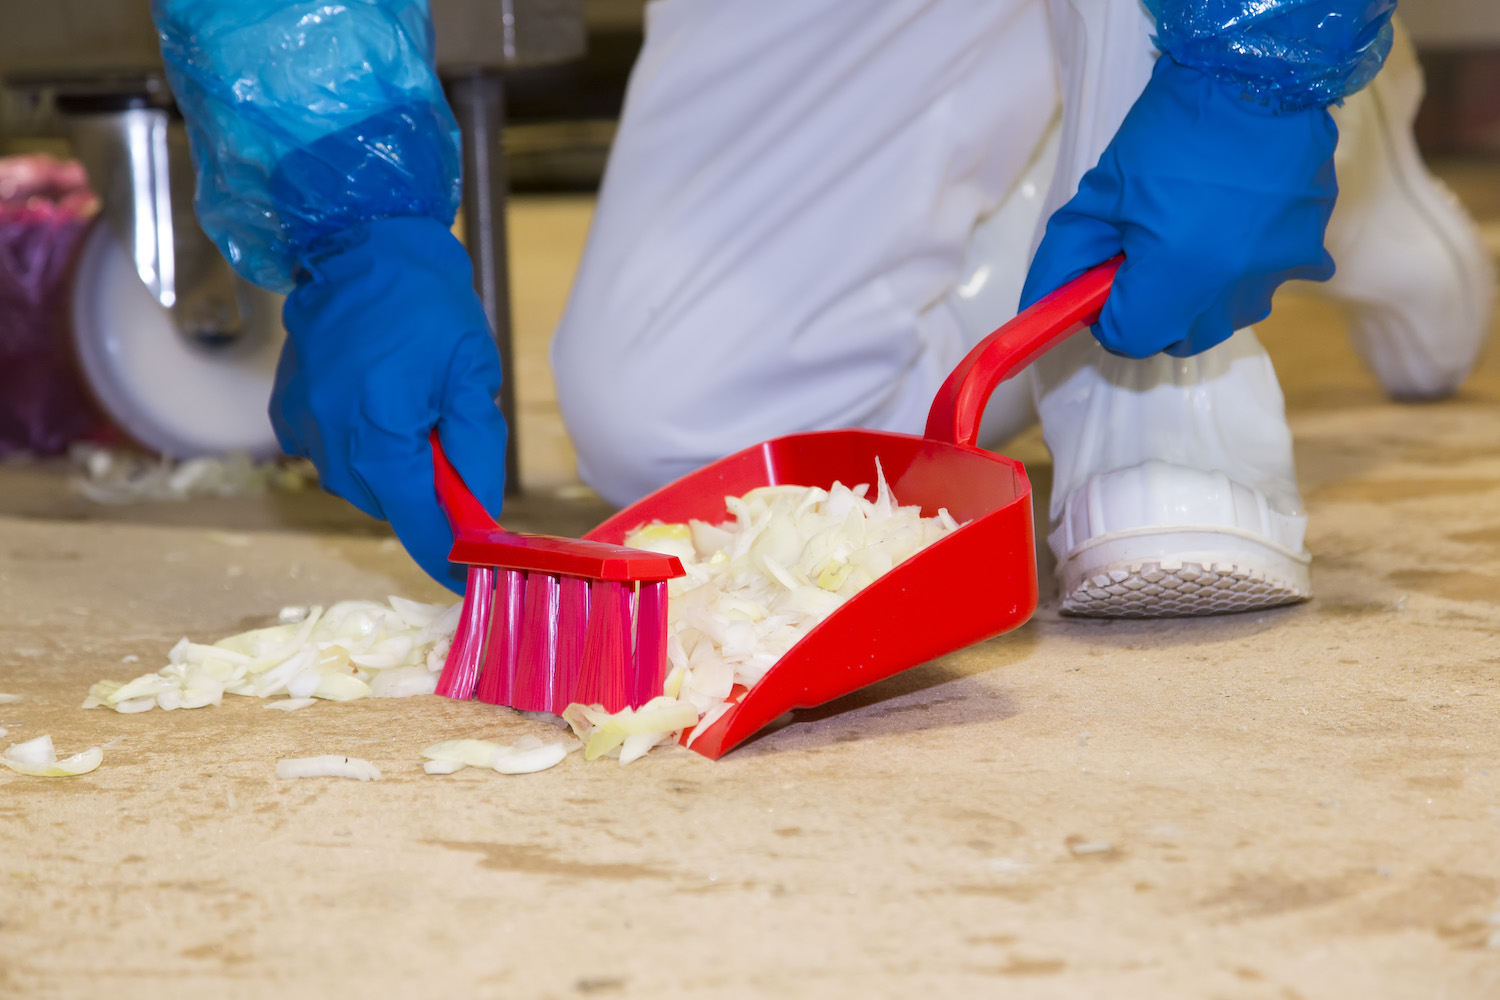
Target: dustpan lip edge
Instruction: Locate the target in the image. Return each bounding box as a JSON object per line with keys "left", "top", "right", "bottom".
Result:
{"left": 587, "top": 427, "right": 1032, "bottom": 544}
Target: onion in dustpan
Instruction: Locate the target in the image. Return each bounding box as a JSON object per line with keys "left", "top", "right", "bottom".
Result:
{"left": 83, "top": 597, "right": 460, "bottom": 713}
{"left": 569, "top": 460, "right": 961, "bottom": 762}
{"left": 3, "top": 734, "right": 102, "bottom": 777}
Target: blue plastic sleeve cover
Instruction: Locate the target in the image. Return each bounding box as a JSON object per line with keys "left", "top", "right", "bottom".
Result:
{"left": 151, "top": 0, "right": 462, "bottom": 292}
{"left": 1146, "top": 0, "right": 1398, "bottom": 110}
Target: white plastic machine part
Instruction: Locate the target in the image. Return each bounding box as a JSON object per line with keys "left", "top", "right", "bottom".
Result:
{"left": 70, "top": 222, "right": 285, "bottom": 459}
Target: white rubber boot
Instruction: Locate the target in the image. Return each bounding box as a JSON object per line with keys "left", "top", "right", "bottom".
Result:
{"left": 1322, "top": 20, "right": 1496, "bottom": 399}
{"left": 1034, "top": 0, "right": 1311, "bottom": 618}
{"left": 1038, "top": 332, "right": 1312, "bottom": 617}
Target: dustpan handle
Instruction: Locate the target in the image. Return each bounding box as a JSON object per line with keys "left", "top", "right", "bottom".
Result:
{"left": 924, "top": 256, "right": 1121, "bottom": 448}
{"left": 430, "top": 429, "right": 501, "bottom": 534}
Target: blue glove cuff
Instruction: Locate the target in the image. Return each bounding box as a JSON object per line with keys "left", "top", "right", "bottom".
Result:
{"left": 284, "top": 215, "right": 492, "bottom": 352}
{"left": 268, "top": 102, "right": 462, "bottom": 266}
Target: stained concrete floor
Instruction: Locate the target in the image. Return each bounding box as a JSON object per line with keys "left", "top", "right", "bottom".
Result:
{"left": 3, "top": 174, "right": 1500, "bottom": 999}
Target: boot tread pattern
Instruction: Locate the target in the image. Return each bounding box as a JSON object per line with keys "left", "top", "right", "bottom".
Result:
{"left": 1060, "top": 560, "right": 1310, "bottom": 618}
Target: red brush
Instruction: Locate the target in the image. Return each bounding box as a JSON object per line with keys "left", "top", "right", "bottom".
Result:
{"left": 430, "top": 431, "right": 684, "bottom": 713}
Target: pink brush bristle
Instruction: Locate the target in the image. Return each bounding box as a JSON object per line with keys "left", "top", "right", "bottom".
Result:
{"left": 633, "top": 580, "right": 669, "bottom": 706}
{"left": 440, "top": 569, "right": 673, "bottom": 715}
{"left": 475, "top": 569, "right": 524, "bottom": 705}
{"left": 550, "top": 577, "right": 590, "bottom": 713}
{"left": 511, "top": 572, "right": 560, "bottom": 711}
{"left": 429, "top": 432, "right": 683, "bottom": 716}
{"left": 574, "top": 580, "right": 634, "bottom": 712}
{"left": 436, "top": 565, "right": 495, "bottom": 699}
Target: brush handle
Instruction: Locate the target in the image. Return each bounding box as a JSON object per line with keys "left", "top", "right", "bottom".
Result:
{"left": 429, "top": 430, "right": 684, "bottom": 582}
{"left": 430, "top": 429, "right": 499, "bottom": 532}
{"left": 923, "top": 256, "right": 1122, "bottom": 449}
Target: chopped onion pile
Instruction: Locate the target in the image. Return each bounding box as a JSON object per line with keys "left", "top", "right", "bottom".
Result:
{"left": 621, "top": 462, "right": 960, "bottom": 731}
{"left": 420, "top": 735, "right": 579, "bottom": 775}
{"left": 83, "top": 598, "right": 460, "bottom": 713}
{"left": 275, "top": 755, "right": 382, "bottom": 781}
{"left": 3, "top": 734, "right": 102, "bottom": 777}
{"left": 263, "top": 698, "right": 317, "bottom": 712}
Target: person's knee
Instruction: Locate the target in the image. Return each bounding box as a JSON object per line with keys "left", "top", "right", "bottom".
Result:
{"left": 552, "top": 336, "right": 698, "bottom": 506}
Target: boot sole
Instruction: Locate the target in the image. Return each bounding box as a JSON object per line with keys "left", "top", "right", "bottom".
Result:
{"left": 1057, "top": 527, "right": 1312, "bottom": 619}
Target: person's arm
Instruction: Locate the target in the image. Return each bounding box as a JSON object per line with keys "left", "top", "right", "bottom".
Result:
{"left": 1148, "top": 0, "right": 1397, "bottom": 110}
{"left": 153, "top": 0, "right": 507, "bottom": 593}
{"left": 1020, "top": 1, "right": 1398, "bottom": 359}
{"left": 152, "top": 0, "right": 462, "bottom": 291}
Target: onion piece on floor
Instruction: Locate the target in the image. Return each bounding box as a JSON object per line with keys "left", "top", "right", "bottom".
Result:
{"left": 3, "top": 735, "right": 103, "bottom": 777}
{"left": 0, "top": 693, "right": 22, "bottom": 704}
{"left": 84, "top": 595, "right": 460, "bottom": 714}
{"left": 420, "top": 736, "right": 579, "bottom": 775}
{"left": 264, "top": 698, "right": 317, "bottom": 712}
{"left": 6, "top": 734, "right": 55, "bottom": 766}
{"left": 275, "top": 756, "right": 382, "bottom": 781}
{"left": 421, "top": 739, "right": 507, "bottom": 769}
{"left": 492, "top": 741, "right": 572, "bottom": 774}
{"left": 563, "top": 697, "right": 700, "bottom": 763}
{"left": 369, "top": 666, "right": 438, "bottom": 699}
{"left": 619, "top": 732, "right": 665, "bottom": 765}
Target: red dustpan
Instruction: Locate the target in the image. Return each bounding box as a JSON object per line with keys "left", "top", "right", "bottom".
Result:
{"left": 584, "top": 259, "right": 1121, "bottom": 759}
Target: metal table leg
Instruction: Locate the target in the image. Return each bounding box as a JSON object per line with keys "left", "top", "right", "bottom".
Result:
{"left": 446, "top": 69, "right": 521, "bottom": 496}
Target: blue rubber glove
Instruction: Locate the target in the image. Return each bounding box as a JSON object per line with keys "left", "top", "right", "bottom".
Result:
{"left": 1019, "top": 55, "right": 1339, "bottom": 359}
{"left": 273, "top": 215, "right": 508, "bottom": 593}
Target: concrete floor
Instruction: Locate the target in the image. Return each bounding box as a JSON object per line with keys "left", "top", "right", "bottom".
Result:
{"left": 3, "top": 176, "right": 1500, "bottom": 998}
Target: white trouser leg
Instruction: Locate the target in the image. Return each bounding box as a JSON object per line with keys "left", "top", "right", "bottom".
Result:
{"left": 1320, "top": 19, "right": 1496, "bottom": 399}
{"left": 552, "top": 0, "right": 1054, "bottom": 506}
{"left": 1032, "top": 0, "right": 1312, "bottom": 617}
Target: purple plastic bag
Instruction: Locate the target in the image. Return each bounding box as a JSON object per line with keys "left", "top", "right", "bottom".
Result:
{"left": 0, "top": 154, "right": 107, "bottom": 455}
